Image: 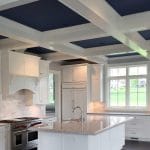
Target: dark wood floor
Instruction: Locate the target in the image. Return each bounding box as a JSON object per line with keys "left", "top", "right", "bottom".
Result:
{"left": 122, "top": 140, "right": 150, "bottom": 150}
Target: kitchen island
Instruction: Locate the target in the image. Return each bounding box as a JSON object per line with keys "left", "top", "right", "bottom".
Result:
{"left": 31, "top": 115, "right": 133, "bottom": 150}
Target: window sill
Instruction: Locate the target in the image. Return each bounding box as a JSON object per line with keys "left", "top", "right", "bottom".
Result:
{"left": 105, "top": 107, "right": 149, "bottom": 113}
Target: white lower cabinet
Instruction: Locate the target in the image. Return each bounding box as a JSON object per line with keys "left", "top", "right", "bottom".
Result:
{"left": 125, "top": 116, "right": 150, "bottom": 141}
{"left": 0, "top": 125, "right": 10, "bottom": 150}
{"left": 62, "top": 88, "right": 87, "bottom": 120}
{"left": 38, "top": 124, "right": 125, "bottom": 150}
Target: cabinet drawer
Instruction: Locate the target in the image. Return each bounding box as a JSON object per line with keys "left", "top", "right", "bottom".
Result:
{"left": 126, "top": 121, "right": 142, "bottom": 128}
{"left": 126, "top": 128, "right": 141, "bottom": 138}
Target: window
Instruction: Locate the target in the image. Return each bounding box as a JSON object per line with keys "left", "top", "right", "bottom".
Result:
{"left": 46, "top": 73, "right": 55, "bottom": 113}
{"left": 49, "top": 73, "right": 55, "bottom": 104}
{"left": 107, "top": 64, "right": 148, "bottom": 108}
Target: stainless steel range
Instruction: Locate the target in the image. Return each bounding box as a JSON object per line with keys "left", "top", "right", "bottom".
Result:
{"left": 0, "top": 117, "right": 42, "bottom": 150}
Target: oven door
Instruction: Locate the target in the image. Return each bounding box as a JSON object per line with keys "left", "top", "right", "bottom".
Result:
{"left": 12, "top": 130, "right": 27, "bottom": 149}
{"left": 27, "top": 130, "right": 38, "bottom": 145}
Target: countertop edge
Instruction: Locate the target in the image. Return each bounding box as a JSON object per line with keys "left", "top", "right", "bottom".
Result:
{"left": 87, "top": 112, "right": 150, "bottom": 116}
{"left": 30, "top": 116, "right": 133, "bottom": 135}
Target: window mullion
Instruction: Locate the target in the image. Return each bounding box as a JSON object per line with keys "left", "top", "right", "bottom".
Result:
{"left": 126, "top": 67, "right": 129, "bottom": 108}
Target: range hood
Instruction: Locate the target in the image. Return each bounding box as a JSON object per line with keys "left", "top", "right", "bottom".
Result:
{"left": 1, "top": 75, "right": 38, "bottom": 99}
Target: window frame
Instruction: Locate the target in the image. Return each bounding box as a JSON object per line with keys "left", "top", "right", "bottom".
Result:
{"left": 48, "top": 73, "right": 55, "bottom": 104}
{"left": 106, "top": 61, "right": 150, "bottom": 110}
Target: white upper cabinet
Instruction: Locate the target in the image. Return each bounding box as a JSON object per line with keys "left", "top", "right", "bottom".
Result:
{"left": 62, "top": 65, "right": 87, "bottom": 83}
{"left": 89, "top": 64, "right": 103, "bottom": 101}
{"left": 73, "top": 65, "right": 87, "bottom": 82}
{"left": 39, "top": 60, "right": 50, "bottom": 76}
{"left": 33, "top": 60, "right": 50, "bottom": 105}
{"left": 24, "top": 54, "right": 40, "bottom": 77}
{"left": 33, "top": 76, "right": 49, "bottom": 105}
{"left": 62, "top": 67, "right": 73, "bottom": 82}
{"left": 3, "top": 51, "right": 40, "bottom": 77}
{"left": 9, "top": 51, "right": 25, "bottom": 76}
{"left": 8, "top": 51, "right": 40, "bottom": 77}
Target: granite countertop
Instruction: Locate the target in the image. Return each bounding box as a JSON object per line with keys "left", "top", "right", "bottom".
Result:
{"left": 30, "top": 115, "right": 133, "bottom": 135}
{"left": 87, "top": 111, "right": 150, "bottom": 116}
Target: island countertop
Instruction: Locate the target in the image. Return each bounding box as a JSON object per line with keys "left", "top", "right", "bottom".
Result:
{"left": 87, "top": 111, "right": 150, "bottom": 116}
{"left": 30, "top": 115, "right": 133, "bottom": 135}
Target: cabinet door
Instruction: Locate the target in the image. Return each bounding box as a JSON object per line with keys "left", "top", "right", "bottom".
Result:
{"left": 33, "top": 76, "right": 49, "bottom": 105}
{"left": 39, "top": 76, "right": 49, "bottom": 104}
{"left": 73, "top": 88, "right": 87, "bottom": 119}
{"left": 89, "top": 64, "right": 102, "bottom": 101}
{"left": 40, "top": 60, "right": 49, "bottom": 76}
{"left": 24, "top": 55, "right": 39, "bottom": 77}
{"left": 0, "top": 126, "right": 7, "bottom": 150}
{"left": 62, "top": 89, "right": 73, "bottom": 120}
{"left": 73, "top": 66, "right": 87, "bottom": 82}
{"left": 62, "top": 67, "right": 73, "bottom": 82}
{"left": 9, "top": 52, "right": 25, "bottom": 76}
{"left": 5, "top": 125, "right": 11, "bottom": 150}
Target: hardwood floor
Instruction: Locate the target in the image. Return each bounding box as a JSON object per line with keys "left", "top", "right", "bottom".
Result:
{"left": 122, "top": 140, "right": 150, "bottom": 150}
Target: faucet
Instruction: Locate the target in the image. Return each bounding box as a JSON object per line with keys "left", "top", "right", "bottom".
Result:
{"left": 72, "top": 106, "right": 84, "bottom": 123}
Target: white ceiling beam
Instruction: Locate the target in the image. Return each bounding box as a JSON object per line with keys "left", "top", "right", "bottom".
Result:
{"left": 86, "top": 55, "right": 107, "bottom": 64}
{"left": 83, "top": 40, "right": 150, "bottom": 56}
{"left": 42, "top": 11, "right": 150, "bottom": 43}
{"left": 120, "top": 12, "right": 150, "bottom": 32}
{"left": 41, "top": 42, "right": 85, "bottom": 56}
{"left": 83, "top": 44, "right": 132, "bottom": 56}
{"left": 0, "top": 38, "right": 37, "bottom": 51}
{"left": 125, "top": 32, "right": 150, "bottom": 50}
{"left": 41, "top": 52, "right": 77, "bottom": 61}
{"left": 41, "top": 42, "right": 106, "bottom": 63}
{"left": 0, "top": 17, "right": 40, "bottom": 44}
{"left": 42, "top": 23, "right": 108, "bottom": 42}
{"left": 59, "top": 0, "right": 149, "bottom": 58}
{"left": 42, "top": 20, "right": 150, "bottom": 43}
{"left": 0, "top": 0, "right": 38, "bottom": 10}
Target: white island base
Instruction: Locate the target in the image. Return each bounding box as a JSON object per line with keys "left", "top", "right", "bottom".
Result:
{"left": 38, "top": 124, "right": 125, "bottom": 150}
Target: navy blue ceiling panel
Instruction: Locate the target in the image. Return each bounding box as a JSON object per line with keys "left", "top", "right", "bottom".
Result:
{"left": 106, "top": 0, "right": 150, "bottom": 16}
{"left": 0, "top": 0, "right": 89, "bottom": 31}
{"left": 139, "top": 29, "right": 150, "bottom": 40}
{"left": 0, "top": 35, "right": 7, "bottom": 40}
{"left": 61, "top": 59, "right": 96, "bottom": 65}
{"left": 71, "top": 36, "right": 121, "bottom": 48}
{"left": 25, "top": 47, "right": 56, "bottom": 54}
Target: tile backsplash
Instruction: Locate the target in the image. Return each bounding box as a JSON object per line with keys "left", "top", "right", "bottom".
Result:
{"left": 0, "top": 90, "right": 45, "bottom": 119}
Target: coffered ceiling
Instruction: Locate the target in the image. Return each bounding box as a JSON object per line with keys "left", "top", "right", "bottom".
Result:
{"left": 0, "top": 0, "right": 150, "bottom": 63}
